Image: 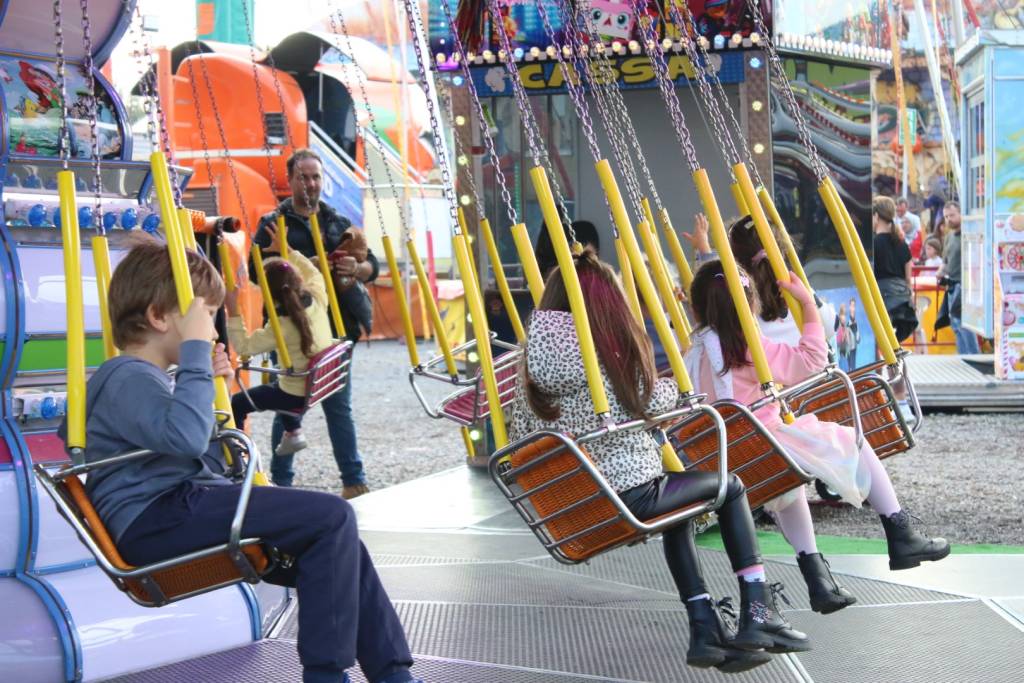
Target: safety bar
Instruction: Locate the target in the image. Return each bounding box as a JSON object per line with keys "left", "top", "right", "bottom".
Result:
{"left": 34, "top": 428, "right": 268, "bottom": 606}
{"left": 235, "top": 342, "right": 353, "bottom": 416}
{"left": 411, "top": 344, "right": 522, "bottom": 423}
{"left": 755, "top": 366, "right": 864, "bottom": 449}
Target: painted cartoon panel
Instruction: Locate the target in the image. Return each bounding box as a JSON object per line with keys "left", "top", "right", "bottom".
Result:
{"left": 1, "top": 56, "right": 122, "bottom": 159}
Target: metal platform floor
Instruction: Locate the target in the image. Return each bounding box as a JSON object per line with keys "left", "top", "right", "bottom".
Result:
{"left": 113, "top": 467, "right": 1024, "bottom": 683}
{"left": 905, "top": 354, "right": 1024, "bottom": 409}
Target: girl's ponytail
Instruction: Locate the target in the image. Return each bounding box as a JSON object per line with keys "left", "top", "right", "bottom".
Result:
{"left": 265, "top": 259, "right": 316, "bottom": 357}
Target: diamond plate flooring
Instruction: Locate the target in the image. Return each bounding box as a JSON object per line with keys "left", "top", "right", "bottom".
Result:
{"left": 115, "top": 466, "right": 1024, "bottom": 682}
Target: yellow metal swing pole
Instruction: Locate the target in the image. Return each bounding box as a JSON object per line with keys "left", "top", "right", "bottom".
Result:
{"left": 658, "top": 207, "right": 695, "bottom": 290}
{"left": 511, "top": 222, "right": 545, "bottom": 306}
{"left": 275, "top": 214, "right": 289, "bottom": 260}
{"left": 596, "top": 161, "right": 688, "bottom": 473}
{"left": 250, "top": 244, "right": 293, "bottom": 370}
{"left": 480, "top": 217, "right": 526, "bottom": 342}
{"left": 151, "top": 152, "right": 255, "bottom": 473}
{"left": 179, "top": 208, "right": 198, "bottom": 251}
{"left": 531, "top": 166, "right": 611, "bottom": 417}
{"left": 455, "top": 208, "right": 507, "bottom": 447}
{"left": 639, "top": 198, "right": 691, "bottom": 347}
{"left": 309, "top": 213, "right": 347, "bottom": 338}
{"left": 730, "top": 181, "right": 749, "bottom": 216}
{"left": 408, "top": 236, "right": 458, "bottom": 376}
{"left": 383, "top": 234, "right": 420, "bottom": 367}
{"left": 59, "top": 171, "right": 86, "bottom": 451}
{"left": 217, "top": 240, "right": 236, "bottom": 291}
{"left": 819, "top": 179, "right": 899, "bottom": 363}
{"left": 91, "top": 233, "right": 117, "bottom": 360}
{"left": 616, "top": 237, "right": 643, "bottom": 322}
{"left": 692, "top": 168, "right": 795, "bottom": 422}
{"left": 732, "top": 163, "right": 803, "bottom": 328}
{"left": 757, "top": 185, "right": 811, "bottom": 291}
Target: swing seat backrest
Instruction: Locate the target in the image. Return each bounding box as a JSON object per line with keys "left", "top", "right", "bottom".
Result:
{"left": 439, "top": 350, "right": 520, "bottom": 425}
{"left": 507, "top": 434, "right": 642, "bottom": 563}
{"left": 788, "top": 363, "right": 913, "bottom": 459}
{"left": 40, "top": 470, "right": 271, "bottom": 607}
{"left": 302, "top": 341, "right": 354, "bottom": 412}
{"left": 665, "top": 401, "right": 810, "bottom": 510}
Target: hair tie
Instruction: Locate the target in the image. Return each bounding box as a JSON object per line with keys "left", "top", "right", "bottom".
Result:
{"left": 751, "top": 249, "right": 768, "bottom": 265}
{"left": 714, "top": 272, "right": 751, "bottom": 288}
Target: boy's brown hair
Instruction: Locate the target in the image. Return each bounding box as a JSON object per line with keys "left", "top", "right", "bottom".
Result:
{"left": 109, "top": 236, "right": 225, "bottom": 349}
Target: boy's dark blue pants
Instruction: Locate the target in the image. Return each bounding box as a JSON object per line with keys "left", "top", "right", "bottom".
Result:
{"left": 118, "top": 483, "right": 413, "bottom": 683}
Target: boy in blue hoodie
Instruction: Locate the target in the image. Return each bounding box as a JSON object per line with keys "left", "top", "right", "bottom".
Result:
{"left": 63, "top": 238, "right": 417, "bottom": 683}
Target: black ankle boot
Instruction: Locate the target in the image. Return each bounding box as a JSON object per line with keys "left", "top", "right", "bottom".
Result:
{"left": 797, "top": 552, "right": 857, "bottom": 614}
{"left": 684, "top": 598, "right": 772, "bottom": 673}
{"left": 732, "top": 581, "right": 811, "bottom": 654}
{"left": 880, "top": 510, "right": 951, "bottom": 571}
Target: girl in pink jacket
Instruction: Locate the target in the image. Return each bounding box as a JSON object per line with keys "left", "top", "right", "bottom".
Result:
{"left": 685, "top": 259, "right": 949, "bottom": 615}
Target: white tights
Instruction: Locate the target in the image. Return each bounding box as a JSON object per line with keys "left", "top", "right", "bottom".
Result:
{"left": 773, "top": 441, "right": 902, "bottom": 556}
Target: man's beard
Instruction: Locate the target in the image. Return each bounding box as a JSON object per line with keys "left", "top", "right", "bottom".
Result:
{"left": 295, "top": 192, "right": 319, "bottom": 210}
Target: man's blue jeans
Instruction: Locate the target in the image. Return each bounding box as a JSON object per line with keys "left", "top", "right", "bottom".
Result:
{"left": 271, "top": 372, "right": 366, "bottom": 487}
{"left": 949, "top": 284, "right": 981, "bottom": 355}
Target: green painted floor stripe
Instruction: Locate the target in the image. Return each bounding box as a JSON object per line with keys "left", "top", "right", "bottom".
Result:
{"left": 696, "top": 529, "right": 1024, "bottom": 556}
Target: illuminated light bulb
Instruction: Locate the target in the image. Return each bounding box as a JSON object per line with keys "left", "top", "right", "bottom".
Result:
{"left": 750, "top": 32, "right": 760, "bottom": 44}
{"left": 467, "top": 351, "right": 479, "bottom": 363}
{"left": 731, "top": 33, "right": 743, "bottom": 45}
{"left": 698, "top": 36, "right": 710, "bottom": 50}
{"left": 452, "top": 75, "right": 464, "bottom": 86}
{"left": 469, "top": 428, "right": 482, "bottom": 441}
{"left": 611, "top": 41, "right": 622, "bottom": 53}
{"left": 713, "top": 35, "right": 725, "bottom": 50}
{"left": 467, "top": 51, "right": 476, "bottom": 61}
{"left": 749, "top": 56, "right": 763, "bottom": 69}
{"left": 514, "top": 47, "right": 524, "bottom": 60}
{"left": 753, "top": 143, "right": 765, "bottom": 154}
{"left": 460, "top": 194, "right": 471, "bottom": 206}
{"left": 457, "top": 154, "right": 469, "bottom": 166}
{"left": 628, "top": 40, "right": 639, "bottom": 53}
{"left": 562, "top": 45, "right": 572, "bottom": 57}
{"left": 482, "top": 50, "right": 494, "bottom": 61}
{"left": 498, "top": 49, "right": 507, "bottom": 61}
{"left": 595, "top": 42, "right": 606, "bottom": 54}
{"left": 662, "top": 37, "right": 673, "bottom": 50}
{"left": 751, "top": 100, "right": 763, "bottom": 112}
{"left": 455, "top": 115, "right": 466, "bottom": 126}
{"left": 546, "top": 45, "right": 557, "bottom": 57}
{"left": 531, "top": 46, "right": 541, "bottom": 57}
{"left": 580, "top": 44, "right": 589, "bottom": 55}
{"left": 647, "top": 39, "right": 656, "bottom": 51}
{"left": 436, "top": 53, "right": 446, "bottom": 64}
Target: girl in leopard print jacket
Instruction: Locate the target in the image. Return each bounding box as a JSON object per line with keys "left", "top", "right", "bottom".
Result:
{"left": 509, "top": 249, "right": 810, "bottom": 671}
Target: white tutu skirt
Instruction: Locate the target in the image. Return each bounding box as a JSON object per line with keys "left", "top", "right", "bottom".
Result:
{"left": 763, "top": 413, "right": 871, "bottom": 513}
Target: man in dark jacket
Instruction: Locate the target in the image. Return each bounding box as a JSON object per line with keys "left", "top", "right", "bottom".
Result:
{"left": 253, "top": 148, "right": 377, "bottom": 499}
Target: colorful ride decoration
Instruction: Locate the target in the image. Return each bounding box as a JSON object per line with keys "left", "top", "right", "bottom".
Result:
{"left": 0, "top": 2, "right": 288, "bottom": 681}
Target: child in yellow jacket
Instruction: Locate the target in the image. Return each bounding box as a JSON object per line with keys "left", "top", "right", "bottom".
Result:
{"left": 227, "top": 225, "right": 333, "bottom": 455}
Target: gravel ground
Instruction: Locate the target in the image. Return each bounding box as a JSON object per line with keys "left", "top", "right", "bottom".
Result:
{"left": 252, "top": 342, "right": 1024, "bottom": 545}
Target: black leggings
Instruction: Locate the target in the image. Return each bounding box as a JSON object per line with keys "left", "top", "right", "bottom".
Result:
{"left": 620, "top": 472, "right": 762, "bottom": 600}
{"left": 231, "top": 384, "right": 305, "bottom": 432}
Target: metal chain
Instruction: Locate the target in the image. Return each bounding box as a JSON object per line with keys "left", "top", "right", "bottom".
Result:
{"left": 569, "top": 0, "right": 649, "bottom": 217}
{"left": 484, "top": 0, "right": 571, "bottom": 226}
{"left": 191, "top": 48, "right": 252, "bottom": 231}
{"left": 626, "top": 1, "right": 700, "bottom": 173}
{"left": 403, "top": 0, "right": 461, "bottom": 227}
{"left": 662, "top": 2, "right": 741, "bottom": 170}
{"left": 238, "top": 0, "right": 294, "bottom": 151}
{"left": 126, "top": 0, "right": 183, "bottom": 205}
{"left": 324, "top": 1, "right": 396, "bottom": 240}
{"left": 236, "top": 0, "right": 283, "bottom": 203}
{"left": 124, "top": 6, "right": 159, "bottom": 156}
{"left": 673, "top": 2, "right": 762, "bottom": 185}
{"left": 746, "top": 0, "right": 828, "bottom": 181}
{"left": 534, "top": 0, "right": 615, "bottom": 237}
{"left": 54, "top": 0, "right": 71, "bottom": 169}
{"left": 79, "top": 0, "right": 103, "bottom": 220}
{"left": 439, "top": 0, "right": 519, "bottom": 228}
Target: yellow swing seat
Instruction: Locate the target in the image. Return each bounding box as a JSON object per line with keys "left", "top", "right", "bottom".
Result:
{"left": 236, "top": 340, "right": 354, "bottom": 418}
{"left": 490, "top": 403, "right": 729, "bottom": 565}
{"left": 33, "top": 429, "right": 274, "bottom": 608}
{"left": 409, "top": 336, "right": 521, "bottom": 426}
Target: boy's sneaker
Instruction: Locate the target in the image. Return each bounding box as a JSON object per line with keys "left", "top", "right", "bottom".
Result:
{"left": 342, "top": 483, "right": 370, "bottom": 500}
{"left": 276, "top": 431, "right": 308, "bottom": 456}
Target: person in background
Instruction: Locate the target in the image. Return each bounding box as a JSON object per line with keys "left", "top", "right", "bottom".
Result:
{"left": 872, "top": 197, "right": 918, "bottom": 342}
{"left": 254, "top": 148, "right": 377, "bottom": 499}
{"left": 894, "top": 198, "right": 921, "bottom": 247}
{"left": 923, "top": 238, "right": 944, "bottom": 269}
{"left": 534, "top": 219, "right": 601, "bottom": 279}
{"left": 936, "top": 201, "right": 980, "bottom": 354}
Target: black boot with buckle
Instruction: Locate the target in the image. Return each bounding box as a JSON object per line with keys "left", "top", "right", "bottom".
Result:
{"left": 684, "top": 597, "right": 772, "bottom": 673}
{"left": 797, "top": 552, "right": 858, "bottom": 614}
{"left": 880, "top": 510, "right": 951, "bottom": 570}
{"left": 732, "top": 581, "right": 812, "bottom": 654}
